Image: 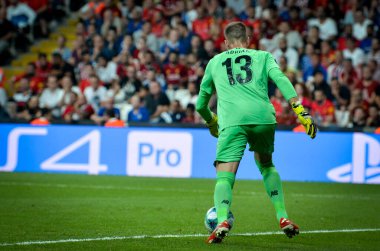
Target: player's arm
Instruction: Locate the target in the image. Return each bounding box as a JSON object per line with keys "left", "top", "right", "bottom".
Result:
{"left": 267, "top": 54, "right": 317, "bottom": 139}
{"left": 196, "top": 61, "right": 218, "bottom": 138}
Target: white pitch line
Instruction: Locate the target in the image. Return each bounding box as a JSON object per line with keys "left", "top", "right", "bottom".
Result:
{"left": 0, "top": 228, "right": 379, "bottom": 247}
{"left": 0, "top": 181, "right": 377, "bottom": 200}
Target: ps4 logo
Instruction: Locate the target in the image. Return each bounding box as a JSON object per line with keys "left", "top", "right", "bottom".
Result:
{"left": 327, "top": 133, "right": 380, "bottom": 184}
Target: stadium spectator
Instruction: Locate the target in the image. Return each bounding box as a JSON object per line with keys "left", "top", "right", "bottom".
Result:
{"left": 106, "top": 79, "right": 125, "bottom": 108}
{"left": 145, "top": 81, "right": 170, "bottom": 122}
{"left": 84, "top": 74, "right": 107, "bottom": 112}
{"left": 307, "top": 7, "right": 337, "bottom": 41}
{"left": 168, "top": 99, "right": 185, "bottom": 123}
{"left": 35, "top": 53, "right": 52, "bottom": 82}
{"left": 27, "top": 0, "right": 50, "bottom": 38}
{"left": 101, "top": 8, "right": 122, "bottom": 36}
{"left": 360, "top": 24, "right": 375, "bottom": 54}
{"left": 366, "top": 105, "right": 380, "bottom": 127}
{"left": 25, "top": 95, "right": 39, "bottom": 121}
{"left": 272, "top": 21, "right": 303, "bottom": 52}
{"left": 337, "top": 24, "right": 356, "bottom": 51}
{"left": 91, "top": 98, "right": 120, "bottom": 125}
{"left": 300, "top": 43, "right": 314, "bottom": 73}
{"left": 51, "top": 52, "right": 75, "bottom": 82}
{"left": 327, "top": 51, "right": 344, "bottom": 83}
{"left": 192, "top": 7, "right": 212, "bottom": 41}
{"left": 306, "top": 26, "right": 322, "bottom": 53}
{"left": 288, "top": 6, "right": 306, "bottom": 35}
{"left": 137, "top": 51, "right": 161, "bottom": 80}
{"left": 6, "top": 100, "right": 17, "bottom": 119}
{"left": 54, "top": 34, "right": 72, "bottom": 62}
{"left": 320, "top": 41, "right": 335, "bottom": 69}
{"left": 95, "top": 54, "right": 117, "bottom": 85}
{"left": 273, "top": 38, "right": 298, "bottom": 70}
{"left": 182, "top": 103, "right": 196, "bottom": 123}
{"left": 0, "top": 8, "right": 15, "bottom": 65}
{"left": 331, "top": 78, "right": 351, "bottom": 108}
{"left": 132, "top": 37, "right": 152, "bottom": 58}
{"left": 308, "top": 71, "right": 333, "bottom": 101}
{"left": 7, "top": 0, "right": 36, "bottom": 51}
{"left": 335, "top": 104, "right": 351, "bottom": 128}
{"left": 353, "top": 9, "right": 372, "bottom": 41}
{"left": 91, "top": 34, "right": 115, "bottom": 62}
{"left": 65, "top": 94, "right": 94, "bottom": 122}
{"left": 70, "top": 36, "right": 87, "bottom": 65}
{"left": 11, "top": 62, "right": 44, "bottom": 94}
{"left": 368, "top": 38, "right": 380, "bottom": 64}
{"left": 311, "top": 89, "right": 335, "bottom": 126}
{"left": 39, "top": 75, "right": 63, "bottom": 117}
{"left": 126, "top": 7, "right": 144, "bottom": 35}
{"left": 356, "top": 65, "right": 379, "bottom": 103}
{"left": 122, "top": 65, "right": 142, "bottom": 98}
{"left": 303, "top": 53, "right": 327, "bottom": 82}
{"left": 13, "top": 78, "right": 31, "bottom": 108}
{"left": 339, "top": 58, "right": 360, "bottom": 90}
{"left": 278, "top": 56, "right": 296, "bottom": 81}
{"left": 294, "top": 83, "right": 312, "bottom": 110}
{"left": 133, "top": 22, "right": 159, "bottom": 53}
{"left": 348, "top": 89, "right": 368, "bottom": 115}
{"left": 163, "top": 52, "right": 187, "bottom": 89}
{"left": 59, "top": 76, "right": 80, "bottom": 109}
{"left": 351, "top": 106, "right": 367, "bottom": 127}
{"left": 127, "top": 94, "right": 149, "bottom": 122}
{"left": 368, "top": 59, "right": 380, "bottom": 83}
{"left": 160, "top": 28, "right": 183, "bottom": 62}
{"left": 343, "top": 37, "right": 365, "bottom": 67}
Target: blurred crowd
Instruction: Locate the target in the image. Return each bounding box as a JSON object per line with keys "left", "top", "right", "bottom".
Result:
{"left": 0, "top": 0, "right": 380, "bottom": 128}
{"left": 0, "top": 0, "right": 67, "bottom": 64}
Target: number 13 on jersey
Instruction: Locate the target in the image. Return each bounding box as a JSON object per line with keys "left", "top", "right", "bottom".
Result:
{"left": 221, "top": 55, "right": 253, "bottom": 85}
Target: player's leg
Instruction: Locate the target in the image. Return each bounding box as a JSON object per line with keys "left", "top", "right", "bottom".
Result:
{"left": 207, "top": 126, "right": 246, "bottom": 243}
{"left": 254, "top": 152, "right": 288, "bottom": 221}
{"left": 214, "top": 161, "right": 239, "bottom": 224}
{"left": 207, "top": 161, "right": 238, "bottom": 243}
{"left": 247, "top": 124, "right": 299, "bottom": 238}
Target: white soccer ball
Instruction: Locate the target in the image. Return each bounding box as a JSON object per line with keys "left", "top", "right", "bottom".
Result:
{"left": 204, "top": 206, "right": 234, "bottom": 233}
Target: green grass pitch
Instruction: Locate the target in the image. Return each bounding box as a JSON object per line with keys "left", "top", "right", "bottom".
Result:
{"left": 0, "top": 172, "right": 379, "bottom": 250}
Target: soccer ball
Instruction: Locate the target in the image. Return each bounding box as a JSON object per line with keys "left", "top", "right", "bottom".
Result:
{"left": 204, "top": 207, "right": 234, "bottom": 233}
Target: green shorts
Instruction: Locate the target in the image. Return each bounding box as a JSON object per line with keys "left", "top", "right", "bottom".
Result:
{"left": 216, "top": 124, "right": 276, "bottom": 163}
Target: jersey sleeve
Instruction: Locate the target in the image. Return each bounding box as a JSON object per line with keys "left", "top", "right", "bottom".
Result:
{"left": 196, "top": 60, "right": 215, "bottom": 122}
{"left": 268, "top": 67, "right": 298, "bottom": 101}
{"left": 265, "top": 52, "right": 281, "bottom": 74}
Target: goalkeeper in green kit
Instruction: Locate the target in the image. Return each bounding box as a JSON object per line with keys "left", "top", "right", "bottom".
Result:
{"left": 196, "top": 22, "right": 317, "bottom": 244}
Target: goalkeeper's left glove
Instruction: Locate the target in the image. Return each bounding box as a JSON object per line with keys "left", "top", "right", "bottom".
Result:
{"left": 206, "top": 113, "right": 219, "bottom": 138}
{"left": 291, "top": 101, "right": 317, "bottom": 139}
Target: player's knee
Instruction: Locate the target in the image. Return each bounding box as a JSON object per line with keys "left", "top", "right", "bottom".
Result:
{"left": 216, "top": 171, "right": 236, "bottom": 188}
{"left": 255, "top": 159, "right": 275, "bottom": 175}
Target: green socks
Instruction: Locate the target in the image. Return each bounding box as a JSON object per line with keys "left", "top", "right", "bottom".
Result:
{"left": 261, "top": 166, "right": 288, "bottom": 221}
{"left": 214, "top": 171, "right": 235, "bottom": 224}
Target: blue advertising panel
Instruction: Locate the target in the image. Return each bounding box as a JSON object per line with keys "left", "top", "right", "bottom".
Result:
{"left": 0, "top": 124, "right": 379, "bottom": 184}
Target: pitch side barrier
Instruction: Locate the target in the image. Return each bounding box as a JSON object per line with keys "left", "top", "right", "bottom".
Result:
{"left": 0, "top": 123, "right": 379, "bottom": 184}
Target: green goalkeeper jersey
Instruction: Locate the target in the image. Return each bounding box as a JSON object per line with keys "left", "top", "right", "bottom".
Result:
{"left": 198, "top": 48, "right": 297, "bottom": 130}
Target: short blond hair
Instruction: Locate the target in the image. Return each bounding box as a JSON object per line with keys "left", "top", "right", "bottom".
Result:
{"left": 224, "top": 22, "right": 248, "bottom": 43}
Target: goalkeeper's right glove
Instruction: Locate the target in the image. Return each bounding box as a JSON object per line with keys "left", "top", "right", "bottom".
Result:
{"left": 206, "top": 113, "right": 219, "bottom": 138}
{"left": 291, "top": 101, "right": 317, "bottom": 139}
